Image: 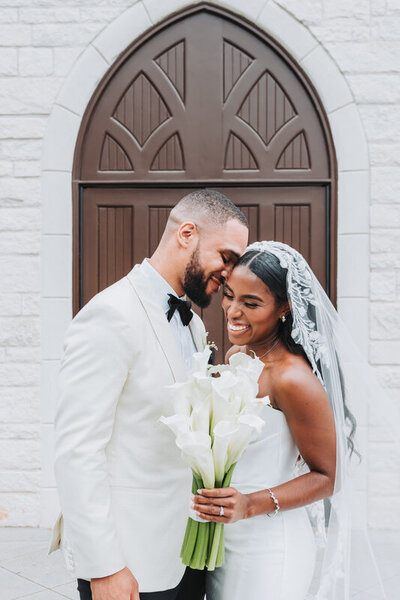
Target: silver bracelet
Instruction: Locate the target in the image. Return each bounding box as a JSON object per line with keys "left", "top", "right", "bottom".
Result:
{"left": 266, "top": 488, "right": 280, "bottom": 518}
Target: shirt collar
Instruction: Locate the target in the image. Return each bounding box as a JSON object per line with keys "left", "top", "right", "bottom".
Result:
{"left": 141, "top": 258, "right": 185, "bottom": 315}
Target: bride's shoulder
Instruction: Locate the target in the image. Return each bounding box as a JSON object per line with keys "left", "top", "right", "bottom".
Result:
{"left": 225, "top": 344, "right": 245, "bottom": 363}
{"left": 273, "top": 354, "right": 323, "bottom": 396}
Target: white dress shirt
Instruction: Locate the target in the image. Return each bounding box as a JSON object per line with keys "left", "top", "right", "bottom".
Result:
{"left": 141, "top": 259, "right": 197, "bottom": 371}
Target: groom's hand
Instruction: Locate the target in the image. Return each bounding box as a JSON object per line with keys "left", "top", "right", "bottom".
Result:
{"left": 91, "top": 566, "right": 139, "bottom": 600}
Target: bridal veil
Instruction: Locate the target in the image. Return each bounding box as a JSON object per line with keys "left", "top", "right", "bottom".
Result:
{"left": 246, "top": 241, "right": 399, "bottom": 600}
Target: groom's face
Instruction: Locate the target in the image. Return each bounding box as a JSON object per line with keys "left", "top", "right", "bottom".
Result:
{"left": 183, "top": 219, "right": 248, "bottom": 308}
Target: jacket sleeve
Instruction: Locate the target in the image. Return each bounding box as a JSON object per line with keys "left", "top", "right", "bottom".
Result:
{"left": 54, "top": 299, "right": 133, "bottom": 579}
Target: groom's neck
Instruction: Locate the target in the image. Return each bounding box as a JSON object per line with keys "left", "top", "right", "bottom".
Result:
{"left": 148, "top": 252, "right": 185, "bottom": 297}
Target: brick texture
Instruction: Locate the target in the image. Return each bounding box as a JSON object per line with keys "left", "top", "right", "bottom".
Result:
{"left": 0, "top": 0, "right": 399, "bottom": 527}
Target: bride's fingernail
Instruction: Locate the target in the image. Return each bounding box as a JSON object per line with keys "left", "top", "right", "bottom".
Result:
{"left": 197, "top": 489, "right": 203, "bottom": 494}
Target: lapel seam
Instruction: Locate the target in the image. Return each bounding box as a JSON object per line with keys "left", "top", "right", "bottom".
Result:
{"left": 189, "top": 317, "right": 203, "bottom": 352}
{"left": 126, "top": 275, "right": 178, "bottom": 382}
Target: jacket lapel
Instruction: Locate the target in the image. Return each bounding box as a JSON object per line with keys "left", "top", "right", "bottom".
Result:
{"left": 189, "top": 316, "right": 205, "bottom": 352}
{"left": 126, "top": 264, "right": 188, "bottom": 383}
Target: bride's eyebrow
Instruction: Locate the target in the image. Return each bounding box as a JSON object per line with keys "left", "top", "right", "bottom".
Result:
{"left": 241, "top": 294, "right": 263, "bottom": 302}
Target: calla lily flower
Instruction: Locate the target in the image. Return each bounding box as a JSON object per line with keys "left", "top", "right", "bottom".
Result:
{"left": 242, "top": 394, "right": 271, "bottom": 415}
{"left": 159, "top": 414, "right": 191, "bottom": 438}
{"left": 229, "top": 351, "right": 264, "bottom": 380}
{"left": 166, "top": 381, "right": 192, "bottom": 416}
{"left": 226, "top": 414, "right": 265, "bottom": 471}
{"left": 211, "top": 370, "right": 238, "bottom": 400}
{"left": 212, "top": 420, "right": 239, "bottom": 486}
{"left": 176, "top": 431, "right": 215, "bottom": 489}
{"left": 192, "top": 372, "right": 213, "bottom": 398}
{"left": 191, "top": 395, "right": 211, "bottom": 435}
{"left": 192, "top": 346, "right": 212, "bottom": 375}
{"left": 211, "top": 371, "right": 242, "bottom": 430}
{"left": 208, "top": 363, "right": 230, "bottom": 376}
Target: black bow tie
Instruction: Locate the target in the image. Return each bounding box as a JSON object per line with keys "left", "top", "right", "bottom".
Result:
{"left": 167, "top": 294, "right": 193, "bottom": 326}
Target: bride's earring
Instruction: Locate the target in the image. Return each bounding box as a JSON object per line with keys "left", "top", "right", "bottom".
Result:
{"left": 281, "top": 315, "right": 286, "bottom": 323}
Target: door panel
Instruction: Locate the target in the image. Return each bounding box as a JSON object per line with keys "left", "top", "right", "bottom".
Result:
{"left": 81, "top": 186, "right": 326, "bottom": 362}
{"left": 74, "top": 6, "right": 336, "bottom": 332}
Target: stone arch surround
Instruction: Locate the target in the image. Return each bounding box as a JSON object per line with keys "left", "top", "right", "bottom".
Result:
{"left": 40, "top": 0, "right": 370, "bottom": 526}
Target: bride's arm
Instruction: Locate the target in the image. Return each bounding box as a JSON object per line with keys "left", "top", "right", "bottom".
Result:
{"left": 193, "top": 366, "right": 336, "bottom": 523}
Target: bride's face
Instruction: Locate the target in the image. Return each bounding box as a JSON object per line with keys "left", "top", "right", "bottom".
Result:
{"left": 222, "top": 265, "right": 283, "bottom": 346}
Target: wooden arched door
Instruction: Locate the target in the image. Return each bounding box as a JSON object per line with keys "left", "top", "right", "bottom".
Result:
{"left": 73, "top": 4, "right": 336, "bottom": 362}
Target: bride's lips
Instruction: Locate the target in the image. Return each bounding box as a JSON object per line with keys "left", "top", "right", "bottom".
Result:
{"left": 227, "top": 321, "right": 250, "bottom": 336}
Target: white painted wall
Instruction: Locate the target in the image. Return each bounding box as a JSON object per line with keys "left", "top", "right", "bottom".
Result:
{"left": 0, "top": 0, "right": 399, "bottom": 528}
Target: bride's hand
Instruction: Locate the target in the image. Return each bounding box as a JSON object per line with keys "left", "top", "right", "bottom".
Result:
{"left": 192, "top": 487, "right": 251, "bottom": 523}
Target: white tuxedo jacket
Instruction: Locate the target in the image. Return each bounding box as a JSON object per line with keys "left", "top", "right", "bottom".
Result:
{"left": 51, "top": 263, "right": 205, "bottom": 591}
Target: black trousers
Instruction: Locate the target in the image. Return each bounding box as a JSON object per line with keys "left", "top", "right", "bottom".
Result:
{"left": 77, "top": 567, "right": 205, "bottom": 600}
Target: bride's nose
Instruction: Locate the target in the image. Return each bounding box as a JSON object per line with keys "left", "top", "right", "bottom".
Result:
{"left": 227, "top": 301, "right": 243, "bottom": 319}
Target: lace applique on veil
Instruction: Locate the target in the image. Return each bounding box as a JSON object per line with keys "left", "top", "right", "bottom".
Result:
{"left": 247, "top": 242, "right": 329, "bottom": 385}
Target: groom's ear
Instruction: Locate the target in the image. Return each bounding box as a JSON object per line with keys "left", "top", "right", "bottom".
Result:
{"left": 176, "top": 221, "right": 199, "bottom": 248}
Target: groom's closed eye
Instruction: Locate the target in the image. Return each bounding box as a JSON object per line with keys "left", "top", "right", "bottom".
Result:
{"left": 221, "top": 250, "right": 240, "bottom": 265}
{"left": 221, "top": 253, "right": 229, "bottom": 265}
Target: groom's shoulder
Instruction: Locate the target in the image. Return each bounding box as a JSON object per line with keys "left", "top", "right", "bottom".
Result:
{"left": 191, "top": 309, "right": 205, "bottom": 329}
{"left": 74, "top": 268, "right": 141, "bottom": 325}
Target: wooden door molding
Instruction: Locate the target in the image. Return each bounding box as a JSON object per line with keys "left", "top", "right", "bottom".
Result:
{"left": 72, "top": 3, "right": 337, "bottom": 316}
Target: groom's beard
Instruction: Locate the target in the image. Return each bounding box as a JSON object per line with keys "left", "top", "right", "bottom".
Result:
{"left": 183, "top": 247, "right": 212, "bottom": 309}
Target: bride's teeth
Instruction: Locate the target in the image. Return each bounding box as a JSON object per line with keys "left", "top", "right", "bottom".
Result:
{"left": 229, "top": 323, "right": 248, "bottom": 331}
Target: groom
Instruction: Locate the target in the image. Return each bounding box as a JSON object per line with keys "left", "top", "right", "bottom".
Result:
{"left": 51, "top": 189, "right": 249, "bottom": 600}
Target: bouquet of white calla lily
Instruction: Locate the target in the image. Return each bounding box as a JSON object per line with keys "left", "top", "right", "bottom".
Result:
{"left": 160, "top": 343, "right": 270, "bottom": 571}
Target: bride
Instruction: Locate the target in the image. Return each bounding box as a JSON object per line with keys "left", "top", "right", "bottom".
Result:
{"left": 192, "top": 241, "right": 383, "bottom": 600}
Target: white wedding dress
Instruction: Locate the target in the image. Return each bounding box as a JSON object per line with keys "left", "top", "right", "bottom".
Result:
{"left": 206, "top": 404, "right": 316, "bottom": 600}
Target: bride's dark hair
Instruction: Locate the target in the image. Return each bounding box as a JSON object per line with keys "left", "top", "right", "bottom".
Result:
{"left": 235, "top": 249, "right": 358, "bottom": 457}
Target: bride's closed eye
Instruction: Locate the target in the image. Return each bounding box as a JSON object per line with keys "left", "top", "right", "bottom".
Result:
{"left": 223, "top": 290, "right": 260, "bottom": 309}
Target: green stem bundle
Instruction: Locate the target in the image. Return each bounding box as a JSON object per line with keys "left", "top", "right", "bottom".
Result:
{"left": 180, "top": 464, "right": 236, "bottom": 571}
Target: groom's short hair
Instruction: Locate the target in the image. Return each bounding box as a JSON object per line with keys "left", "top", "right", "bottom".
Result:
{"left": 170, "top": 189, "right": 248, "bottom": 229}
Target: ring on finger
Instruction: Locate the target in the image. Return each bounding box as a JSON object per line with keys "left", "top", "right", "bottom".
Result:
{"left": 219, "top": 506, "right": 224, "bottom": 517}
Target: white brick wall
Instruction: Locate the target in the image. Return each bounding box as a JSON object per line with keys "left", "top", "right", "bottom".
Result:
{"left": 0, "top": 0, "right": 399, "bottom": 528}
{"left": 0, "top": 0, "right": 134, "bottom": 527}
